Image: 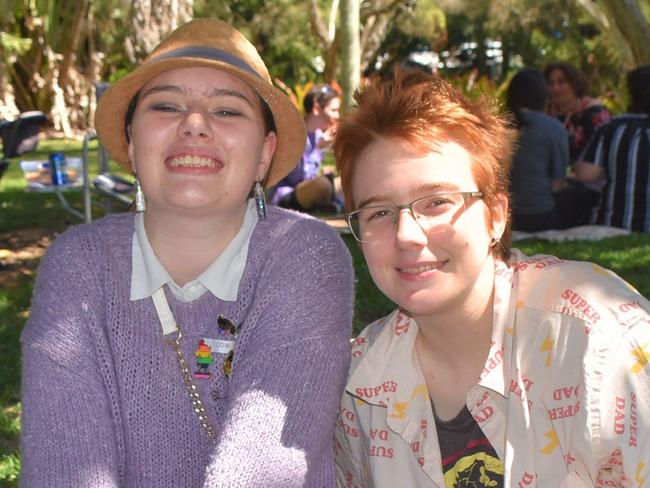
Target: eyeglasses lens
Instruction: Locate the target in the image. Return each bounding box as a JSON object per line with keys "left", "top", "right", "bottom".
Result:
{"left": 349, "top": 192, "right": 471, "bottom": 242}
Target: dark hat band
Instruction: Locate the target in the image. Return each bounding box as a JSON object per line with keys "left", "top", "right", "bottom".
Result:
{"left": 152, "top": 46, "right": 262, "bottom": 79}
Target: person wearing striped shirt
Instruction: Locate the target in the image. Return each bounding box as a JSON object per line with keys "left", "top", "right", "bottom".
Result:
{"left": 575, "top": 65, "right": 650, "bottom": 233}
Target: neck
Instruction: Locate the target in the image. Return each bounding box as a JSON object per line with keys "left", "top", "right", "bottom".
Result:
{"left": 554, "top": 96, "right": 580, "bottom": 115}
{"left": 143, "top": 204, "right": 248, "bottom": 286}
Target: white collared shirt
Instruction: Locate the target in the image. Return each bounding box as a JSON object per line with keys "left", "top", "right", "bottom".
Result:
{"left": 130, "top": 199, "right": 258, "bottom": 303}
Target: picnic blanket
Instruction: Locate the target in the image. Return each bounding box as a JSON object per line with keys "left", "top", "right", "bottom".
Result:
{"left": 511, "top": 225, "right": 632, "bottom": 242}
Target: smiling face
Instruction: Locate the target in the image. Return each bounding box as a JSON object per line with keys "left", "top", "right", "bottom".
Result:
{"left": 352, "top": 137, "right": 507, "bottom": 320}
{"left": 321, "top": 96, "right": 341, "bottom": 126}
{"left": 127, "top": 66, "right": 277, "bottom": 218}
{"left": 310, "top": 96, "right": 341, "bottom": 132}
{"left": 546, "top": 68, "right": 577, "bottom": 112}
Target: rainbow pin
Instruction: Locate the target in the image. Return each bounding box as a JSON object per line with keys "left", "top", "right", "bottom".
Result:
{"left": 194, "top": 339, "right": 214, "bottom": 379}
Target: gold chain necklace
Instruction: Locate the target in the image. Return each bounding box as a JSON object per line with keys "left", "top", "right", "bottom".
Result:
{"left": 152, "top": 287, "right": 220, "bottom": 445}
{"left": 165, "top": 327, "right": 218, "bottom": 444}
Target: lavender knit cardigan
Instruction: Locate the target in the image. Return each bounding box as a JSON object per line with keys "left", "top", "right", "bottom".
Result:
{"left": 20, "top": 207, "right": 354, "bottom": 487}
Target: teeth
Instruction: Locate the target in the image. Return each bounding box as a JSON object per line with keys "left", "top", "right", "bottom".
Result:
{"left": 169, "top": 155, "right": 218, "bottom": 167}
{"left": 400, "top": 264, "right": 438, "bottom": 273}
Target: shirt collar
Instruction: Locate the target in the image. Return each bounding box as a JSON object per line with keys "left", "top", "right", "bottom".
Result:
{"left": 130, "top": 199, "right": 258, "bottom": 302}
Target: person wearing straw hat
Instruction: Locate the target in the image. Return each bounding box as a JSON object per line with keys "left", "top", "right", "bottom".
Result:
{"left": 20, "top": 19, "right": 354, "bottom": 487}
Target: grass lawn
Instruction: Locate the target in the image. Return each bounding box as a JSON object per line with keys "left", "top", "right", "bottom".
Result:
{"left": 1, "top": 138, "right": 650, "bottom": 486}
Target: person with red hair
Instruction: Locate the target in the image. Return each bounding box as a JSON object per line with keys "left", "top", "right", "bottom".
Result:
{"left": 333, "top": 70, "right": 650, "bottom": 487}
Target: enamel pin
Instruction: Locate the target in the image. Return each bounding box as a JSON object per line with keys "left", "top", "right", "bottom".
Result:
{"left": 194, "top": 339, "right": 214, "bottom": 379}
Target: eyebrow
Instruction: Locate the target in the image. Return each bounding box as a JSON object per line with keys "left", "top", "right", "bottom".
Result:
{"left": 140, "top": 85, "right": 254, "bottom": 107}
{"left": 356, "top": 182, "right": 462, "bottom": 209}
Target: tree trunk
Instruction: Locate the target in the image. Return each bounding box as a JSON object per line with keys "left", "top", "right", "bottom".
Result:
{"left": 576, "top": 0, "right": 650, "bottom": 67}
{"left": 598, "top": 0, "right": 650, "bottom": 65}
{"left": 340, "top": 0, "right": 360, "bottom": 110}
{"left": 57, "top": 0, "right": 90, "bottom": 91}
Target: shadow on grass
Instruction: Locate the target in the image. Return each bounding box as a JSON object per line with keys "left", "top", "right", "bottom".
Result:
{"left": 0, "top": 275, "right": 31, "bottom": 486}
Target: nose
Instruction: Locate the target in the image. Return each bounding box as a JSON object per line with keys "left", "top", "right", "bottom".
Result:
{"left": 394, "top": 209, "right": 427, "bottom": 249}
{"left": 179, "top": 110, "right": 212, "bottom": 139}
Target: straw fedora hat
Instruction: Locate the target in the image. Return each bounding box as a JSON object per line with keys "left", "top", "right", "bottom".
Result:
{"left": 95, "top": 18, "right": 306, "bottom": 187}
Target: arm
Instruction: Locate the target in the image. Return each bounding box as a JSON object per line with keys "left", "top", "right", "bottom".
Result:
{"left": 550, "top": 123, "right": 570, "bottom": 193}
{"left": 593, "top": 314, "right": 650, "bottom": 486}
{"left": 203, "top": 218, "right": 355, "bottom": 487}
{"left": 334, "top": 391, "right": 367, "bottom": 488}
{"left": 20, "top": 229, "right": 121, "bottom": 488}
{"left": 573, "top": 161, "right": 605, "bottom": 183}
{"left": 573, "top": 125, "right": 607, "bottom": 184}
{"left": 302, "top": 131, "right": 325, "bottom": 180}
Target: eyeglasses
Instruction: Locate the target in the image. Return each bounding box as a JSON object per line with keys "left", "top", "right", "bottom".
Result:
{"left": 347, "top": 191, "right": 483, "bottom": 243}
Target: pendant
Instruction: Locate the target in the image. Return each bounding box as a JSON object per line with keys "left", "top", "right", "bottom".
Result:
{"left": 223, "top": 350, "right": 234, "bottom": 379}
{"left": 194, "top": 339, "right": 214, "bottom": 379}
{"left": 217, "top": 314, "right": 240, "bottom": 337}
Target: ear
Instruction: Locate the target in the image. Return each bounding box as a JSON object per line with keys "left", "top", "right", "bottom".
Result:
{"left": 256, "top": 130, "right": 278, "bottom": 182}
{"left": 311, "top": 102, "right": 322, "bottom": 116}
{"left": 490, "top": 192, "right": 509, "bottom": 239}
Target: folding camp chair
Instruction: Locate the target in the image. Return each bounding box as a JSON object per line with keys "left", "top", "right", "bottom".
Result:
{"left": 80, "top": 131, "right": 134, "bottom": 222}
{"left": 0, "top": 111, "right": 48, "bottom": 180}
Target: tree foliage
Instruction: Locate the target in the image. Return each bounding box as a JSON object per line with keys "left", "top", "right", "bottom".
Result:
{"left": 0, "top": 0, "right": 649, "bottom": 135}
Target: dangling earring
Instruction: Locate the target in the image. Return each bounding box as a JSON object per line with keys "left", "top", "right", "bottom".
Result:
{"left": 133, "top": 173, "right": 146, "bottom": 213}
{"left": 254, "top": 181, "right": 267, "bottom": 220}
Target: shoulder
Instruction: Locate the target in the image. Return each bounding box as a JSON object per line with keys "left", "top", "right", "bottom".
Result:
{"left": 606, "top": 113, "right": 650, "bottom": 130}
{"left": 349, "top": 310, "right": 401, "bottom": 373}
{"left": 586, "top": 114, "right": 649, "bottom": 143}
{"left": 510, "top": 249, "right": 649, "bottom": 335}
{"left": 521, "top": 112, "right": 566, "bottom": 142}
{"left": 41, "top": 213, "right": 134, "bottom": 272}
{"left": 527, "top": 110, "right": 563, "bottom": 128}
{"left": 259, "top": 206, "right": 351, "bottom": 259}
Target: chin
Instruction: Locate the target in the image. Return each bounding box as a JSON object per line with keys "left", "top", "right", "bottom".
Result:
{"left": 388, "top": 288, "right": 448, "bottom": 317}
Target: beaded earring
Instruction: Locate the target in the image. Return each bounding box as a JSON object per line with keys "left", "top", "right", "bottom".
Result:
{"left": 133, "top": 173, "right": 146, "bottom": 212}
{"left": 254, "top": 181, "right": 267, "bottom": 220}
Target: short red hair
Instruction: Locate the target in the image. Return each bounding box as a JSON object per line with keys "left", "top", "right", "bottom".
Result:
{"left": 333, "top": 70, "right": 515, "bottom": 260}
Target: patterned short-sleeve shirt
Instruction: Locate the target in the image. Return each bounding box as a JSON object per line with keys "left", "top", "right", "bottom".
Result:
{"left": 335, "top": 249, "right": 650, "bottom": 487}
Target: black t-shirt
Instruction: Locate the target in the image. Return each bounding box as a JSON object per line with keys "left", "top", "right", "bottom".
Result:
{"left": 434, "top": 404, "right": 504, "bottom": 487}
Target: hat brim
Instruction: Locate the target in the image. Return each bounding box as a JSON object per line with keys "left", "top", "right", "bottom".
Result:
{"left": 95, "top": 57, "right": 306, "bottom": 188}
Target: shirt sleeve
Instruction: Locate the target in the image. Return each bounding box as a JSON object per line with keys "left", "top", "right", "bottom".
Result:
{"left": 550, "top": 125, "right": 570, "bottom": 180}
{"left": 203, "top": 218, "right": 355, "bottom": 487}
{"left": 582, "top": 106, "right": 611, "bottom": 150}
{"left": 579, "top": 125, "right": 606, "bottom": 166}
{"left": 334, "top": 390, "right": 367, "bottom": 488}
{"left": 301, "top": 131, "right": 324, "bottom": 181}
{"left": 20, "top": 228, "right": 122, "bottom": 488}
{"left": 591, "top": 299, "right": 650, "bottom": 485}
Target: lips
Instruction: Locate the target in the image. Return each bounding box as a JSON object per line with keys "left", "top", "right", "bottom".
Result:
{"left": 167, "top": 155, "right": 223, "bottom": 169}
{"left": 396, "top": 260, "right": 447, "bottom": 281}
{"left": 397, "top": 262, "right": 444, "bottom": 274}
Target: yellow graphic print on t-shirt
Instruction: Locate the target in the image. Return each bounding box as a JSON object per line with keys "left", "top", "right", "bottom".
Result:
{"left": 443, "top": 452, "right": 504, "bottom": 488}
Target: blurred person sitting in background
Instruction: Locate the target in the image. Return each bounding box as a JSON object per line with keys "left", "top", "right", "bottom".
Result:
{"left": 271, "top": 83, "right": 344, "bottom": 213}
{"left": 575, "top": 65, "right": 650, "bottom": 233}
{"left": 544, "top": 61, "right": 611, "bottom": 165}
{"left": 507, "top": 68, "right": 593, "bottom": 231}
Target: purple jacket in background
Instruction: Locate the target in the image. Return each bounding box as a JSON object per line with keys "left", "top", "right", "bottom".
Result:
{"left": 271, "top": 130, "right": 324, "bottom": 205}
{"left": 20, "top": 207, "right": 354, "bottom": 487}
